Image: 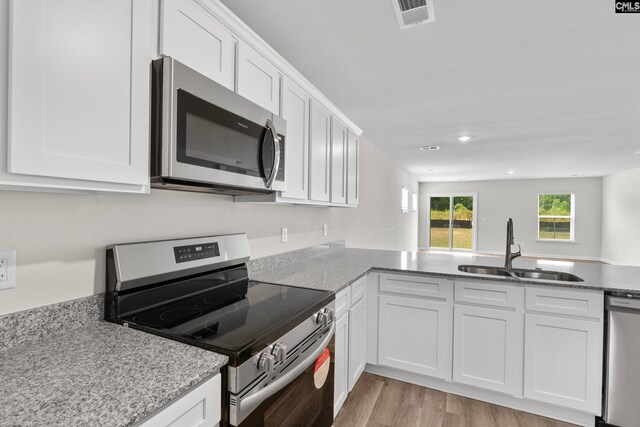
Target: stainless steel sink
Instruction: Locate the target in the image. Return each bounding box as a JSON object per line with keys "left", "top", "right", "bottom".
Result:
{"left": 457, "top": 265, "right": 513, "bottom": 277}
{"left": 457, "top": 265, "right": 584, "bottom": 282}
{"left": 510, "top": 268, "right": 584, "bottom": 282}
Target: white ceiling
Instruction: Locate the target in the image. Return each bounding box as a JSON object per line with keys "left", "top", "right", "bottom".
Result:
{"left": 220, "top": 0, "right": 640, "bottom": 182}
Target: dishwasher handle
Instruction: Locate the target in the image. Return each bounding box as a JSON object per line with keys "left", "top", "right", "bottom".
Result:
{"left": 607, "top": 295, "right": 640, "bottom": 311}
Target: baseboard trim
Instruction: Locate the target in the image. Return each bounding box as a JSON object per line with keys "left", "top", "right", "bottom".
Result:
{"left": 364, "top": 364, "right": 596, "bottom": 427}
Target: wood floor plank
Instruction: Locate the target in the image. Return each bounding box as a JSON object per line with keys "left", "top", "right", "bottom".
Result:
{"left": 333, "top": 373, "right": 385, "bottom": 427}
{"left": 334, "top": 373, "right": 579, "bottom": 427}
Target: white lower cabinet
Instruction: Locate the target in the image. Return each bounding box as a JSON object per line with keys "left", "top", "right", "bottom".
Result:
{"left": 139, "top": 374, "right": 221, "bottom": 427}
{"left": 348, "top": 296, "right": 367, "bottom": 391}
{"left": 370, "top": 272, "right": 605, "bottom": 424}
{"left": 523, "top": 313, "right": 603, "bottom": 413}
{"left": 333, "top": 310, "right": 349, "bottom": 417}
{"left": 378, "top": 294, "right": 451, "bottom": 379}
{"left": 452, "top": 304, "right": 522, "bottom": 396}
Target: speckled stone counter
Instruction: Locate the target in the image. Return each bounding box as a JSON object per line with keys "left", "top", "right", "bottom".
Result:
{"left": 252, "top": 247, "right": 640, "bottom": 294}
{"left": 0, "top": 321, "right": 228, "bottom": 427}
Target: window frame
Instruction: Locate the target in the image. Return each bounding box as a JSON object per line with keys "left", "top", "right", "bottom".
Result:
{"left": 426, "top": 192, "right": 478, "bottom": 252}
{"left": 537, "top": 193, "right": 576, "bottom": 242}
{"left": 401, "top": 187, "right": 409, "bottom": 213}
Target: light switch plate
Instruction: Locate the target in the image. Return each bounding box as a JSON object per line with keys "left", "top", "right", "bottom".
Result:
{"left": 281, "top": 227, "right": 288, "bottom": 243}
{"left": 322, "top": 224, "right": 328, "bottom": 236}
{"left": 0, "top": 250, "right": 16, "bottom": 290}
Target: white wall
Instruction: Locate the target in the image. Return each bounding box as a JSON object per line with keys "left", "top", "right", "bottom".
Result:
{"left": 0, "top": 137, "right": 418, "bottom": 315}
{"left": 601, "top": 167, "right": 640, "bottom": 266}
{"left": 419, "top": 178, "right": 602, "bottom": 260}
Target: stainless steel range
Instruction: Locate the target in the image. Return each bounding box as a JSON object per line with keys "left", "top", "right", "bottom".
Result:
{"left": 105, "top": 233, "right": 335, "bottom": 427}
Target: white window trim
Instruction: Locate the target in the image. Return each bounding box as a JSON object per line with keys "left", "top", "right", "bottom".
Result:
{"left": 537, "top": 193, "right": 576, "bottom": 242}
{"left": 426, "top": 192, "right": 478, "bottom": 252}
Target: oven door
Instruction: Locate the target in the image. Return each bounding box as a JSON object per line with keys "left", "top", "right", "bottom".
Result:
{"left": 156, "top": 57, "right": 286, "bottom": 192}
{"left": 230, "top": 324, "right": 335, "bottom": 427}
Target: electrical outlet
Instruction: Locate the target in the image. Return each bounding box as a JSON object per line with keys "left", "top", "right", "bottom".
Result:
{"left": 281, "top": 227, "right": 288, "bottom": 243}
{"left": 0, "top": 250, "right": 16, "bottom": 290}
{"left": 322, "top": 224, "right": 328, "bottom": 237}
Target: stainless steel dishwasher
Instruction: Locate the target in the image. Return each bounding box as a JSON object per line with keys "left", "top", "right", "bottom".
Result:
{"left": 603, "top": 294, "right": 640, "bottom": 426}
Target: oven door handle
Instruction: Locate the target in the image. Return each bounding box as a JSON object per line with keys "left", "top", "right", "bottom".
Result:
{"left": 264, "top": 119, "right": 280, "bottom": 189}
{"left": 239, "top": 322, "right": 335, "bottom": 417}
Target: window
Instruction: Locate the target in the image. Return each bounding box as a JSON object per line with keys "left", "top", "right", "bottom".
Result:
{"left": 427, "top": 193, "right": 477, "bottom": 251}
{"left": 538, "top": 194, "right": 575, "bottom": 241}
{"left": 401, "top": 187, "right": 409, "bottom": 213}
{"left": 412, "top": 192, "right": 418, "bottom": 212}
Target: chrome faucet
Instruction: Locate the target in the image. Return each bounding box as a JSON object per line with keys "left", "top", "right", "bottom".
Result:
{"left": 505, "top": 218, "right": 521, "bottom": 269}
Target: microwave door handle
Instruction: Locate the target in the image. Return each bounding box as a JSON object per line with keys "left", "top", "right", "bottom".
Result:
{"left": 265, "top": 119, "right": 280, "bottom": 189}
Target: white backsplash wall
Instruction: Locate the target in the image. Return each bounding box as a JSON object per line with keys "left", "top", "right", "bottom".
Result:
{"left": 601, "top": 167, "right": 640, "bottom": 266}
{"left": 0, "top": 137, "right": 418, "bottom": 316}
{"left": 418, "top": 178, "right": 603, "bottom": 260}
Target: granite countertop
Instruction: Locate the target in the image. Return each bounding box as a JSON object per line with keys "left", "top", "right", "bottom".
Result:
{"left": 0, "top": 321, "right": 228, "bottom": 427}
{"left": 252, "top": 247, "right": 640, "bottom": 294}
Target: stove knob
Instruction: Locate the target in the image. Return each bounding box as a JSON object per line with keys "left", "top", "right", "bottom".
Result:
{"left": 258, "top": 353, "right": 276, "bottom": 374}
{"left": 271, "top": 343, "right": 288, "bottom": 362}
{"left": 325, "top": 308, "right": 335, "bottom": 322}
{"left": 316, "top": 311, "right": 329, "bottom": 327}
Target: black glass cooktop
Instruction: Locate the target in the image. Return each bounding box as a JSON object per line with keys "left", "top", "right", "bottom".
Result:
{"left": 122, "top": 276, "right": 331, "bottom": 358}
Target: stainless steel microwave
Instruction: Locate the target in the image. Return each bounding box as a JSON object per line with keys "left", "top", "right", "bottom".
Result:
{"left": 151, "top": 57, "right": 286, "bottom": 195}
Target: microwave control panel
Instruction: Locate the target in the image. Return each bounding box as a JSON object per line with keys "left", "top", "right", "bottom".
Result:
{"left": 174, "top": 243, "right": 220, "bottom": 263}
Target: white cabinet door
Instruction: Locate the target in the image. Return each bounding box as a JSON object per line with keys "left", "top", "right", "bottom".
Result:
{"left": 237, "top": 40, "right": 280, "bottom": 114}
{"left": 378, "top": 294, "right": 451, "bottom": 379}
{"left": 524, "top": 313, "right": 603, "bottom": 413}
{"left": 140, "top": 374, "right": 221, "bottom": 427}
{"left": 8, "top": 0, "right": 152, "bottom": 187}
{"left": 334, "top": 313, "right": 349, "bottom": 418}
{"left": 160, "top": 0, "right": 236, "bottom": 90}
{"left": 346, "top": 131, "right": 359, "bottom": 206}
{"left": 280, "top": 77, "right": 310, "bottom": 200}
{"left": 309, "top": 100, "right": 331, "bottom": 202}
{"left": 453, "top": 305, "right": 522, "bottom": 396}
{"left": 330, "top": 117, "right": 347, "bottom": 205}
{"left": 348, "top": 297, "right": 366, "bottom": 392}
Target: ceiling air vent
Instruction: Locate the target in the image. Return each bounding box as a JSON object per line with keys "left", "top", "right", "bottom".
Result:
{"left": 391, "top": 0, "right": 435, "bottom": 29}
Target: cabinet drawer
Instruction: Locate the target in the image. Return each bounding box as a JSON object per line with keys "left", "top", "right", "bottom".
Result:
{"left": 455, "top": 281, "right": 523, "bottom": 309}
{"left": 379, "top": 273, "right": 450, "bottom": 299}
{"left": 525, "top": 287, "right": 603, "bottom": 319}
{"left": 351, "top": 276, "right": 366, "bottom": 305}
{"left": 335, "top": 287, "right": 351, "bottom": 319}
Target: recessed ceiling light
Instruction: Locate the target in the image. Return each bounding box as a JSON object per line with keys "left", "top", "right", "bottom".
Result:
{"left": 507, "top": 170, "right": 515, "bottom": 175}
{"left": 636, "top": 150, "right": 640, "bottom": 154}
{"left": 420, "top": 145, "right": 440, "bottom": 151}
{"left": 427, "top": 168, "right": 435, "bottom": 172}
{"left": 457, "top": 135, "right": 472, "bottom": 143}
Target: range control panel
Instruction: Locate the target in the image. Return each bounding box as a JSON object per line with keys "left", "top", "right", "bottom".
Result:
{"left": 173, "top": 242, "right": 220, "bottom": 263}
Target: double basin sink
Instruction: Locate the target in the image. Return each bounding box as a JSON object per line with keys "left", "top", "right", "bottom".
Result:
{"left": 458, "top": 265, "right": 584, "bottom": 282}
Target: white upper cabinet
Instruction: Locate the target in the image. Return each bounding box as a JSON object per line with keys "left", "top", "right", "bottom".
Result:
{"left": 309, "top": 100, "right": 331, "bottom": 202}
{"left": 160, "top": 0, "right": 236, "bottom": 90}
{"left": 7, "top": 0, "right": 153, "bottom": 191}
{"left": 237, "top": 40, "right": 280, "bottom": 114}
{"left": 279, "top": 77, "right": 310, "bottom": 200}
{"left": 330, "top": 117, "right": 348, "bottom": 205}
{"left": 346, "top": 131, "right": 359, "bottom": 206}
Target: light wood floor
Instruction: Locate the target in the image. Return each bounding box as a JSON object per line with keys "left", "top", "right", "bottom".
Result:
{"left": 333, "top": 373, "right": 578, "bottom": 427}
